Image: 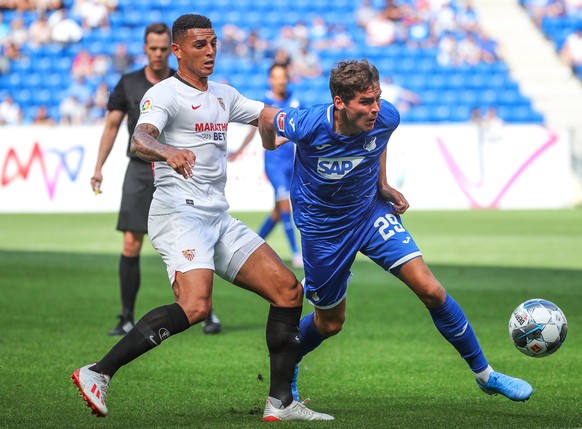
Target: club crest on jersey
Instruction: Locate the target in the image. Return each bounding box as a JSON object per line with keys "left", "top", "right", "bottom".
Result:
{"left": 363, "top": 136, "right": 377, "bottom": 151}
{"left": 216, "top": 97, "right": 225, "bottom": 110}
{"left": 182, "top": 249, "right": 195, "bottom": 261}
{"left": 317, "top": 157, "right": 364, "bottom": 179}
{"left": 277, "top": 112, "right": 286, "bottom": 132}
{"left": 141, "top": 98, "right": 152, "bottom": 114}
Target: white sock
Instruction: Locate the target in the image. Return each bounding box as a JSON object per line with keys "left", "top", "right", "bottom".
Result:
{"left": 268, "top": 396, "right": 284, "bottom": 409}
{"left": 474, "top": 365, "right": 494, "bottom": 384}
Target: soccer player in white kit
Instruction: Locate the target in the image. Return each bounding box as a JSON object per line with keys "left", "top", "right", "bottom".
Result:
{"left": 70, "top": 14, "right": 332, "bottom": 423}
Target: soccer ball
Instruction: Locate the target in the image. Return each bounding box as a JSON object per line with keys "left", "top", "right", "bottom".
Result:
{"left": 508, "top": 299, "right": 568, "bottom": 358}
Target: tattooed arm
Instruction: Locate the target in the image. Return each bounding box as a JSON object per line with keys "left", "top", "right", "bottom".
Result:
{"left": 131, "top": 123, "right": 196, "bottom": 179}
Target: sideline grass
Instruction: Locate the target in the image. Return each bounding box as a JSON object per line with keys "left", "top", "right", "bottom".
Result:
{"left": 0, "top": 210, "right": 580, "bottom": 429}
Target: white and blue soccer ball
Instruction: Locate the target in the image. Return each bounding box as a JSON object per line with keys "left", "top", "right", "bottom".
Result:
{"left": 508, "top": 299, "right": 568, "bottom": 358}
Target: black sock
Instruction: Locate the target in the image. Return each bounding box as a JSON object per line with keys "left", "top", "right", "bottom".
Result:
{"left": 119, "top": 255, "right": 140, "bottom": 321}
{"left": 92, "top": 303, "right": 190, "bottom": 377}
{"left": 266, "top": 305, "right": 302, "bottom": 407}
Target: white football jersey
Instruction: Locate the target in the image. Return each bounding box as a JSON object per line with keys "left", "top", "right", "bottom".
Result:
{"left": 136, "top": 75, "right": 263, "bottom": 214}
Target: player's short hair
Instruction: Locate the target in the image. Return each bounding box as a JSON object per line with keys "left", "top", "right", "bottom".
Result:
{"left": 329, "top": 59, "right": 380, "bottom": 102}
{"left": 172, "top": 14, "right": 213, "bottom": 42}
{"left": 144, "top": 22, "right": 171, "bottom": 43}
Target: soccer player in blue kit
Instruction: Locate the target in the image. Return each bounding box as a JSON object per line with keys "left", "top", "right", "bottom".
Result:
{"left": 229, "top": 64, "right": 303, "bottom": 268}
{"left": 258, "top": 59, "right": 533, "bottom": 404}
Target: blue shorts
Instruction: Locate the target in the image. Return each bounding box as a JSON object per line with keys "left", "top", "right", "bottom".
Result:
{"left": 301, "top": 198, "right": 422, "bottom": 309}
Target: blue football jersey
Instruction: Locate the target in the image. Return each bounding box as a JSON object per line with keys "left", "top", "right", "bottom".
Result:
{"left": 263, "top": 91, "right": 299, "bottom": 167}
{"left": 275, "top": 101, "right": 400, "bottom": 237}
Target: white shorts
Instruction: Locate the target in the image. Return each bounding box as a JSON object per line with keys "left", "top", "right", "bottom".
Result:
{"left": 148, "top": 209, "right": 264, "bottom": 285}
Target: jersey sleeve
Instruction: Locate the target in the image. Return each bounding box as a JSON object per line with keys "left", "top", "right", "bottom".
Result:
{"left": 273, "top": 107, "right": 310, "bottom": 143}
{"left": 224, "top": 85, "right": 263, "bottom": 124}
{"left": 135, "top": 83, "right": 176, "bottom": 134}
{"left": 106, "top": 75, "right": 128, "bottom": 113}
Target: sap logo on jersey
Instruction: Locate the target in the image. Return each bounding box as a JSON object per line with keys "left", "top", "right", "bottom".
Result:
{"left": 317, "top": 157, "right": 364, "bottom": 179}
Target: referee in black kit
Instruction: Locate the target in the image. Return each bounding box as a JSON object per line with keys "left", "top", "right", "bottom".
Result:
{"left": 90, "top": 22, "right": 222, "bottom": 336}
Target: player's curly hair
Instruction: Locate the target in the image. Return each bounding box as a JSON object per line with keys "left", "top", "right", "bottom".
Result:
{"left": 329, "top": 59, "right": 380, "bottom": 102}
{"left": 172, "top": 14, "right": 213, "bottom": 42}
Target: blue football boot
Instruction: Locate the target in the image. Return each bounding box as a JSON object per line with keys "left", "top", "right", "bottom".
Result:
{"left": 477, "top": 371, "right": 533, "bottom": 401}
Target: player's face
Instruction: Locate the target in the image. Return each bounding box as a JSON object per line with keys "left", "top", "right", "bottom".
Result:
{"left": 335, "top": 83, "right": 381, "bottom": 134}
{"left": 269, "top": 66, "right": 289, "bottom": 97}
{"left": 144, "top": 32, "right": 171, "bottom": 71}
{"left": 173, "top": 28, "right": 218, "bottom": 79}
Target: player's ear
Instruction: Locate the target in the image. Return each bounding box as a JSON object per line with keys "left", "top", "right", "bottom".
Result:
{"left": 333, "top": 95, "right": 345, "bottom": 110}
{"left": 171, "top": 43, "right": 181, "bottom": 60}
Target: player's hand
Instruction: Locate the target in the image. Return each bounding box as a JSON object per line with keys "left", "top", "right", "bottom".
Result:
{"left": 275, "top": 136, "right": 290, "bottom": 147}
{"left": 91, "top": 171, "right": 103, "bottom": 195}
{"left": 166, "top": 148, "right": 196, "bottom": 179}
{"left": 380, "top": 185, "right": 409, "bottom": 215}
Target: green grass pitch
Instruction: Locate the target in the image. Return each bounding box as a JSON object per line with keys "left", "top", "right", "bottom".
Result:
{"left": 0, "top": 209, "right": 581, "bottom": 429}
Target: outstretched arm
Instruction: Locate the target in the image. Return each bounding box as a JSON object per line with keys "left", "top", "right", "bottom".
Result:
{"left": 258, "top": 105, "right": 289, "bottom": 150}
{"left": 131, "top": 123, "right": 196, "bottom": 179}
{"left": 378, "top": 147, "right": 409, "bottom": 215}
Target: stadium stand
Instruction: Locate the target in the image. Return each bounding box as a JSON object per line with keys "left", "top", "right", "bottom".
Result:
{"left": 0, "top": 0, "right": 550, "bottom": 125}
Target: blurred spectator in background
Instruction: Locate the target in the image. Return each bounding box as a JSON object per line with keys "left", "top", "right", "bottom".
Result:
{"left": 0, "top": 94, "right": 23, "bottom": 124}
{"left": 8, "top": 16, "right": 28, "bottom": 49}
{"left": 65, "top": 75, "right": 93, "bottom": 104}
{"left": 246, "top": 28, "right": 268, "bottom": 63}
{"left": 477, "top": 29, "right": 499, "bottom": 63}
{"left": 73, "top": 0, "right": 110, "bottom": 30}
{"left": 293, "top": 42, "right": 322, "bottom": 80}
{"left": 522, "top": 0, "right": 564, "bottom": 26}
{"left": 457, "top": 33, "right": 482, "bottom": 66}
{"left": 87, "top": 80, "right": 108, "bottom": 122}
{"left": 0, "top": 46, "right": 9, "bottom": 74}
{"left": 430, "top": 0, "right": 458, "bottom": 39}
{"left": 59, "top": 94, "right": 88, "bottom": 124}
{"left": 0, "top": 0, "right": 62, "bottom": 10}
{"left": 72, "top": 49, "right": 95, "bottom": 78}
{"left": 273, "top": 25, "right": 303, "bottom": 60}
{"left": 3, "top": 40, "right": 22, "bottom": 61}
{"left": 220, "top": 23, "right": 246, "bottom": 57}
{"left": 366, "top": 8, "right": 397, "bottom": 46}
{"left": 380, "top": 77, "right": 421, "bottom": 114}
{"left": 437, "top": 33, "right": 460, "bottom": 66}
{"left": 49, "top": 8, "right": 83, "bottom": 44}
{"left": 112, "top": 42, "right": 133, "bottom": 73}
{"left": 356, "top": 0, "right": 376, "bottom": 29}
{"left": 92, "top": 53, "right": 110, "bottom": 76}
{"left": 309, "top": 16, "right": 329, "bottom": 50}
{"left": 327, "top": 23, "right": 354, "bottom": 50}
{"left": 28, "top": 12, "right": 52, "bottom": 48}
{"left": 560, "top": 27, "right": 582, "bottom": 73}
{"left": 32, "top": 105, "right": 56, "bottom": 125}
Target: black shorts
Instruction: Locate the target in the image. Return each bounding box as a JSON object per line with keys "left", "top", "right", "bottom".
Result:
{"left": 116, "top": 158, "right": 155, "bottom": 233}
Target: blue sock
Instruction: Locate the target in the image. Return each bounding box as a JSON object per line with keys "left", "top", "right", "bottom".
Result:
{"left": 280, "top": 212, "right": 299, "bottom": 254}
{"left": 258, "top": 216, "right": 276, "bottom": 239}
{"left": 429, "top": 293, "right": 489, "bottom": 373}
{"left": 298, "top": 312, "right": 327, "bottom": 360}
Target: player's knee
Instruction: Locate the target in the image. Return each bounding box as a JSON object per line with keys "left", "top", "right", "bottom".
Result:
{"left": 319, "top": 318, "right": 344, "bottom": 337}
{"left": 177, "top": 299, "right": 212, "bottom": 325}
{"left": 419, "top": 283, "right": 447, "bottom": 309}
{"left": 271, "top": 271, "right": 303, "bottom": 307}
